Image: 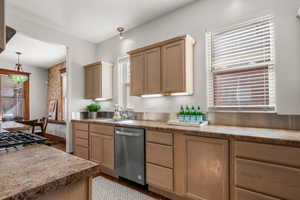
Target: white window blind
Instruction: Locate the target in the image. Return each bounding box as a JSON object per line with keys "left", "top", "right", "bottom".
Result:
{"left": 206, "top": 15, "right": 276, "bottom": 111}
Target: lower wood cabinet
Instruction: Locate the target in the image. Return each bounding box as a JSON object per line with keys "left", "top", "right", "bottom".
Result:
{"left": 90, "top": 133, "right": 114, "bottom": 170}
{"left": 73, "top": 123, "right": 89, "bottom": 160}
{"left": 174, "top": 134, "right": 229, "bottom": 200}
{"left": 89, "top": 124, "right": 114, "bottom": 171}
{"left": 232, "top": 141, "right": 300, "bottom": 200}
{"left": 72, "top": 122, "right": 114, "bottom": 172}
{"left": 146, "top": 163, "right": 173, "bottom": 192}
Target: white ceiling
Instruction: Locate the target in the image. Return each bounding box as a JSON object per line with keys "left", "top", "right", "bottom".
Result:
{"left": 0, "top": 33, "right": 66, "bottom": 68}
{"left": 6, "top": 0, "right": 196, "bottom": 43}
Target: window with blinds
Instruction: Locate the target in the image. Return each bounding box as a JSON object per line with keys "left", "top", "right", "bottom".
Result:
{"left": 206, "top": 15, "right": 275, "bottom": 111}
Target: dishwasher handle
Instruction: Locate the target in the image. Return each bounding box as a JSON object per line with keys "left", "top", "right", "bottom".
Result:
{"left": 115, "top": 131, "right": 142, "bottom": 137}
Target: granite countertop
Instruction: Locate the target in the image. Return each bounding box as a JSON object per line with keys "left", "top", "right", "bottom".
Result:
{"left": 72, "top": 118, "right": 300, "bottom": 147}
{"left": 0, "top": 144, "right": 100, "bottom": 200}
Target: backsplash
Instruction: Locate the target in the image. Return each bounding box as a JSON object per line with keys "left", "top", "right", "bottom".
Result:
{"left": 208, "top": 112, "right": 300, "bottom": 130}
{"left": 79, "top": 111, "right": 300, "bottom": 130}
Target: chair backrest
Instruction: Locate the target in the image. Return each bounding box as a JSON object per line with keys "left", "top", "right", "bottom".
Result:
{"left": 40, "top": 117, "right": 49, "bottom": 134}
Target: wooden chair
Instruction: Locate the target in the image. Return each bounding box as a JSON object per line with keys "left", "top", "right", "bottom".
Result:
{"left": 17, "top": 117, "right": 48, "bottom": 136}
{"left": 32, "top": 117, "right": 49, "bottom": 135}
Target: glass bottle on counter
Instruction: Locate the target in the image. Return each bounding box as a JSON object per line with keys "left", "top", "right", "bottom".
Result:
{"left": 179, "top": 105, "right": 185, "bottom": 122}
{"left": 197, "top": 106, "right": 203, "bottom": 123}
{"left": 184, "top": 105, "right": 190, "bottom": 122}
{"left": 190, "top": 106, "right": 196, "bottom": 123}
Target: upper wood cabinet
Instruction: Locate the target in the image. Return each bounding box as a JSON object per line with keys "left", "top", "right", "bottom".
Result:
{"left": 162, "top": 40, "right": 185, "bottom": 93}
{"left": 84, "top": 61, "right": 113, "bottom": 100}
{"left": 0, "top": 0, "right": 5, "bottom": 53}
{"left": 144, "top": 47, "right": 161, "bottom": 94}
{"left": 174, "top": 134, "right": 229, "bottom": 200}
{"left": 130, "top": 53, "right": 145, "bottom": 96}
{"left": 128, "top": 35, "right": 195, "bottom": 96}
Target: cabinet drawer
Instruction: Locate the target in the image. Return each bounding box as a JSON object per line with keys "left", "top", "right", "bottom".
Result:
{"left": 146, "top": 142, "right": 173, "bottom": 168}
{"left": 90, "top": 124, "right": 114, "bottom": 136}
{"left": 75, "top": 130, "right": 88, "bottom": 139}
{"left": 74, "top": 146, "right": 89, "bottom": 160}
{"left": 146, "top": 163, "right": 173, "bottom": 192}
{"left": 235, "top": 141, "right": 300, "bottom": 168}
{"left": 235, "top": 158, "right": 300, "bottom": 200}
{"left": 146, "top": 130, "right": 173, "bottom": 145}
{"left": 76, "top": 138, "right": 88, "bottom": 148}
{"left": 235, "top": 188, "right": 280, "bottom": 200}
{"left": 73, "top": 122, "right": 89, "bottom": 131}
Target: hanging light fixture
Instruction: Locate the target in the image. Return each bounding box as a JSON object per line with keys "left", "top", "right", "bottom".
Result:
{"left": 9, "top": 52, "right": 28, "bottom": 84}
{"left": 117, "top": 27, "right": 125, "bottom": 40}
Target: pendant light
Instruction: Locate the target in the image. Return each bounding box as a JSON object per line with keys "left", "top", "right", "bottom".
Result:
{"left": 9, "top": 52, "right": 28, "bottom": 84}
{"left": 117, "top": 27, "right": 125, "bottom": 40}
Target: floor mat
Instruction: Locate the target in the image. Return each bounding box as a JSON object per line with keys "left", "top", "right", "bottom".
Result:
{"left": 92, "top": 176, "right": 157, "bottom": 200}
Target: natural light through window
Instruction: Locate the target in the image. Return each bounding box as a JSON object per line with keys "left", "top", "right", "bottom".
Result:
{"left": 206, "top": 15, "right": 275, "bottom": 112}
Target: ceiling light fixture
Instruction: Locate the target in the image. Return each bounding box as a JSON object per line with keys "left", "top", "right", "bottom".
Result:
{"left": 117, "top": 27, "right": 125, "bottom": 40}
{"left": 9, "top": 52, "right": 28, "bottom": 84}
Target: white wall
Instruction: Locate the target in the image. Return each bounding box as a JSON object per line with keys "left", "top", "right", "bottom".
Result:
{"left": 5, "top": 5, "right": 97, "bottom": 152}
{"left": 5, "top": 5, "right": 97, "bottom": 114}
{"left": 96, "top": 0, "right": 300, "bottom": 115}
{"left": 0, "top": 59, "right": 48, "bottom": 119}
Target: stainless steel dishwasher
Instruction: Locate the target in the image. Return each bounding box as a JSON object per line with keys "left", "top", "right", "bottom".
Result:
{"left": 115, "top": 127, "right": 145, "bottom": 185}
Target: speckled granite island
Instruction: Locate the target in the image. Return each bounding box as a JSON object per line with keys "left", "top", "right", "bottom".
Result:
{"left": 0, "top": 145, "right": 100, "bottom": 200}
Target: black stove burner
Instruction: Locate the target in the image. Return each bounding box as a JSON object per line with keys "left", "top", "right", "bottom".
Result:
{"left": 0, "top": 132, "right": 47, "bottom": 149}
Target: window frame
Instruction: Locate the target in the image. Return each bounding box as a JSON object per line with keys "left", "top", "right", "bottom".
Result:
{"left": 206, "top": 15, "right": 276, "bottom": 113}
{"left": 0, "top": 68, "right": 30, "bottom": 119}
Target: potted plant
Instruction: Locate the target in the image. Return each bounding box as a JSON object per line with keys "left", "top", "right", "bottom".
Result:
{"left": 86, "top": 103, "right": 101, "bottom": 119}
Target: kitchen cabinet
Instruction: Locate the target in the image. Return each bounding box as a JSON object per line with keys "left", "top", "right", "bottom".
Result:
{"left": 0, "top": 0, "right": 5, "bottom": 53}
{"left": 73, "top": 122, "right": 89, "bottom": 160}
{"left": 84, "top": 61, "right": 113, "bottom": 100}
{"left": 89, "top": 124, "right": 114, "bottom": 171}
{"left": 146, "top": 130, "right": 174, "bottom": 192}
{"left": 144, "top": 47, "right": 161, "bottom": 94}
{"left": 162, "top": 40, "right": 193, "bottom": 94}
{"left": 174, "top": 134, "right": 229, "bottom": 200}
{"left": 231, "top": 141, "right": 300, "bottom": 200}
{"left": 130, "top": 52, "right": 145, "bottom": 96}
{"left": 128, "top": 35, "right": 195, "bottom": 96}
{"left": 72, "top": 122, "right": 114, "bottom": 173}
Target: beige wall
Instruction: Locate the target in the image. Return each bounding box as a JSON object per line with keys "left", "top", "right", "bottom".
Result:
{"left": 96, "top": 0, "right": 300, "bottom": 115}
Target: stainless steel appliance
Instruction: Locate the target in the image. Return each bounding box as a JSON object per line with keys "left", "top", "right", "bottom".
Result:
{"left": 115, "top": 127, "right": 145, "bottom": 185}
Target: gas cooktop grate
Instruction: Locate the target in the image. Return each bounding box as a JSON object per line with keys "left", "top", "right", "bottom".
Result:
{"left": 0, "top": 132, "right": 47, "bottom": 149}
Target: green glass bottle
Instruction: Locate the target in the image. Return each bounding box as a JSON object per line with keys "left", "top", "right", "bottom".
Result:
{"left": 197, "top": 106, "right": 203, "bottom": 123}
{"left": 191, "top": 106, "right": 196, "bottom": 123}
{"left": 184, "top": 105, "right": 190, "bottom": 122}
{"left": 179, "top": 105, "right": 184, "bottom": 122}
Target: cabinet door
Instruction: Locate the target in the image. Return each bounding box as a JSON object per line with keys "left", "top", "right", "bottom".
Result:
{"left": 144, "top": 48, "right": 161, "bottom": 94}
{"left": 102, "top": 135, "right": 114, "bottom": 170}
{"left": 0, "top": 0, "right": 5, "bottom": 52}
{"left": 130, "top": 53, "right": 145, "bottom": 96}
{"left": 89, "top": 133, "right": 114, "bottom": 170}
{"left": 162, "top": 40, "right": 186, "bottom": 93}
{"left": 174, "top": 135, "right": 229, "bottom": 200}
{"left": 89, "top": 133, "right": 103, "bottom": 163}
{"left": 85, "top": 64, "right": 101, "bottom": 99}
{"left": 85, "top": 66, "right": 94, "bottom": 99}
{"left": 92, "top": 64, "right": 101, "bottom": 98}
